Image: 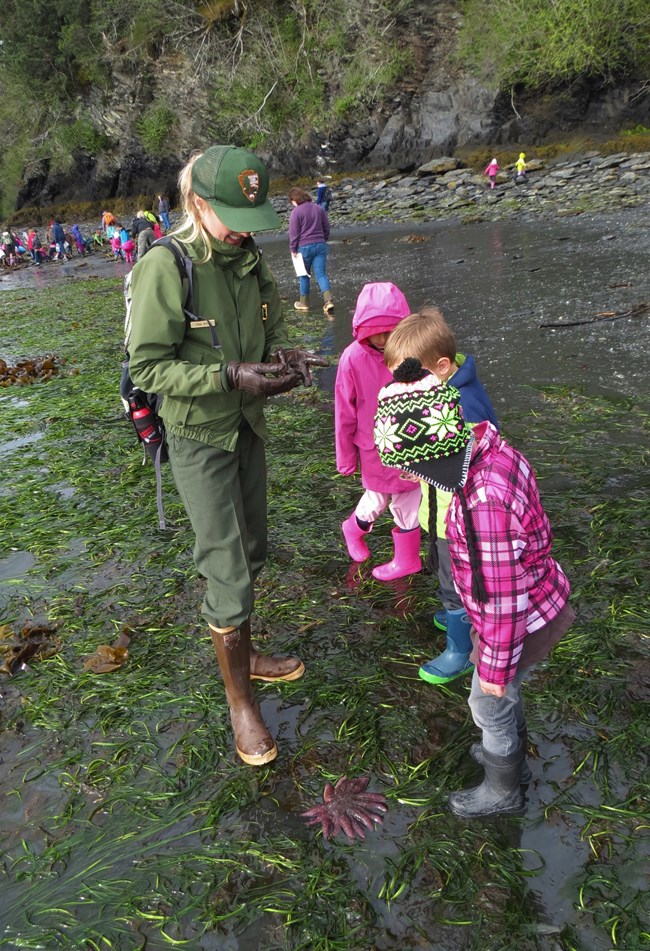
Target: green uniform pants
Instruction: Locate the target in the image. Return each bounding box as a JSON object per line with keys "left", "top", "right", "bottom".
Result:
{"left": 167, "top": 425, "right": 267, "bottom": 628}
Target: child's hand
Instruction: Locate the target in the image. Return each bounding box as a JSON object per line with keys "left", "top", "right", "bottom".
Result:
{"left": 479, "top": 678, "right": 506, "bottom": 698}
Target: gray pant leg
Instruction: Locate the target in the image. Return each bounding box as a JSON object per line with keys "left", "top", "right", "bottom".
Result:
{"left": 436, "top": 537, "right": 463, "bottom": 611}
{"left": 468, "top": 665, "right": 530, "bottom": 757}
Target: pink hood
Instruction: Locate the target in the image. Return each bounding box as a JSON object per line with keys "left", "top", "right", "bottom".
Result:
{"left": 352, "top": 282, "right": 410, "bottom": 342}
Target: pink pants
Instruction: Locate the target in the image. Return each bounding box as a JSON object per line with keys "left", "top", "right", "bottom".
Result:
{"left": 355, "top": 488, "right": 421, "bottom": 531}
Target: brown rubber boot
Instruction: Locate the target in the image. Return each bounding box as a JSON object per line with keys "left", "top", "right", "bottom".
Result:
{"left": 294, "top": 295, "right": 310, "bottom": 311}
{"left": 323, "top": 290, "right": 335, "bottom": 315}
{"left": 243, "top": 619, "right": 305, "bottom": 682}
{"left": 209, "top": 623, "right": 277, "bottom": 766}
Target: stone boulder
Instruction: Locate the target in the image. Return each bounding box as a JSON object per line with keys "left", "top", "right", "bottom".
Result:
{"left": 416, "top": 156, "right": 462, "bottom": 175}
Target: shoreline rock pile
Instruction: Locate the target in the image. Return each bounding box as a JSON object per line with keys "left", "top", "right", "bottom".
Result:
{"left": 273, "top": 150, "right": 650, "bottom": 227}
{"left": 3, "top": 151, "right": 648, "bottom": 272}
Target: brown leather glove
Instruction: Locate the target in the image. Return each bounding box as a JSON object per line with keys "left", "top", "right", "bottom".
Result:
{"left": 271, "top": 348, "right": 330, "bottom": 386}
{"left": 224, "top": 361, "right": 301, "bottom": 396}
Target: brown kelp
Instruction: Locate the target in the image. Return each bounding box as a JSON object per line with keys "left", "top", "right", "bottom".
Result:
{"left": 0, "top": 354, "right": 63, "bottom": 385}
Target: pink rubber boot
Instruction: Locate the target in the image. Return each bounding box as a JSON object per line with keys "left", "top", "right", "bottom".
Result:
{"left": 341, "top": 514, "right": 371, "bottom": 562}
{"left": 372, "top": 527, "right": 422, "bottom": 581}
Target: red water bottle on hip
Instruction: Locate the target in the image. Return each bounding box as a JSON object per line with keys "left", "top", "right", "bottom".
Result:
{"left": 128, "top": 391, "right": 162, "bottom": 448}
{"left": 131, "top": 406, "right": 159, "bottom": 445}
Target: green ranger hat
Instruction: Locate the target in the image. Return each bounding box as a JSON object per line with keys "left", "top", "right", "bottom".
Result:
{"left": 191, "top": 145, "right": 281, "bottom": 233}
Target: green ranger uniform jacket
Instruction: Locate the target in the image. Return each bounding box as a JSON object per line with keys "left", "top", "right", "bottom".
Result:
{"left": 128, "top": 235, "right": 291, "bottom": 450}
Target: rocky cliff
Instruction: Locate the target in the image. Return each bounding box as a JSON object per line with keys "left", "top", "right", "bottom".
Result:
{"left": 15, "top": 1, "right": 649, "bottom": 210}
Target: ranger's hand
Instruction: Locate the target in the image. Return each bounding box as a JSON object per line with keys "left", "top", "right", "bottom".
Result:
{"left": 271, "top": 348, "right": 329, "bottom": 387}
{"left": 225, "top": 362, "right": 301, "bottom": 396}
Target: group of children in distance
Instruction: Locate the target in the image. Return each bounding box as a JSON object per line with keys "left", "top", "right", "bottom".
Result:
{"left": 334, "top": 283, "right": 573, "bottom": 818}
{"left": 2, "top": 202, "right": 168, "bottom": 269}
{"left": 483, "top": 152, "right": 527, "bottom": 189}
{"left": 2, "top": 223, "right": 98, "bottom": 266}
{"left": 102, "top": 209, "right": 162, "bottom": 264}
{"left": 108, "top": 224, "right": 136, "bottom": 263}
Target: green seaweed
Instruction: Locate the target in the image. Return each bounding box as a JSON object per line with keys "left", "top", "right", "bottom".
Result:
{"left": 0, "top": 278, "right": 648, "bottom": 950}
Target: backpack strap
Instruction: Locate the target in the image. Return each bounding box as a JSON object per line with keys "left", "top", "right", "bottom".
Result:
{"left": 150, "top": 236, "right": 221, "bottom": 349}
{"left": 152, "top": 441, "right": 166, "bottom": 531}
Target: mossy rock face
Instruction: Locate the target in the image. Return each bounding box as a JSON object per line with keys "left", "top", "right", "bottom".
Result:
{"left": 3, "top": 0, "right": 649, "bottom": 219}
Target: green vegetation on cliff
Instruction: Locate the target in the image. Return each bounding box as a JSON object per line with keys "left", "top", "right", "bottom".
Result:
{"left": 0, "top": 0, "right": 413, "bottom": 216}
{"left": 0, "top": 0, "right": 648, "bottom": 215}
{"left": 458, "top": 0, "right": 650, "bottom": 89}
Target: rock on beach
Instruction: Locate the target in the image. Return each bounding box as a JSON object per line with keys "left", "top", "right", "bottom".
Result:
{"left": 276, "top": 149, "right": 650, "bottom": 227}
{"left": 3, "top": 149, "right": 648, "bottom": 281}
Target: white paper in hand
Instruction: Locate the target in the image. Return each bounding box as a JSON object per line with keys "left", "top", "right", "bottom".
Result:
{"left": 292, "top": 253, "right": 308, "bottom": 277}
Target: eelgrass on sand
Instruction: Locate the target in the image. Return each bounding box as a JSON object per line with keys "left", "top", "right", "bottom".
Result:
{"left": 0, "top": 278, "right": 648, "bottom": 951}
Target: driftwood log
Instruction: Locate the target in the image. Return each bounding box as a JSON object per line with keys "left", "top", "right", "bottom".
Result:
{"left": 540, "top": 303, "right": 649, "bottom": 329}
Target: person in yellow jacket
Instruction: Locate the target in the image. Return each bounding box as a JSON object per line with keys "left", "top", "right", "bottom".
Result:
{"left": 515, "top": 152, "right": 527, "bottom": 183}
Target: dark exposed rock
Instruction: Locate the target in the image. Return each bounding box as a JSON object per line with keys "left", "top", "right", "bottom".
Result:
{"left": 277, "top": 149, "right": 650, "bottom": 229}
{"left": 18, "top": 150, "right": 180, "bottom": 208}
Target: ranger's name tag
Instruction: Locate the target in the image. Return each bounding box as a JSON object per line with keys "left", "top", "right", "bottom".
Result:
{"left": 190, "top": 319, "right": 216, "bottom": 329}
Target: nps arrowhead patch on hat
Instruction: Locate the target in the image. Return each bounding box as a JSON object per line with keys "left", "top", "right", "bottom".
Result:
{"left": 238, "top": 169, "right": 261, "bottom": 203}
{"left": 192, "top": 145, "right": 281, "bottom": 233}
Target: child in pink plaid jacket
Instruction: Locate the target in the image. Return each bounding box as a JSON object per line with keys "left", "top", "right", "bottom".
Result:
{"left": 374, "top": 329, "right": 575, "bottom": 819}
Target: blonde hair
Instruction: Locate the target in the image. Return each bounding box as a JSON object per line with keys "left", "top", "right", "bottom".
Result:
{"left": 168, "top": 151, "right": 213, "bottom": 263}
{"left": 383, "top": 306, "right": 456, "bottom": 370}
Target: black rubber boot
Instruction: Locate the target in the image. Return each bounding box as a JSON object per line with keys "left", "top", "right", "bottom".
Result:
{"left": 470, "top": 726, "right": 532, "bottom": 784}
{"left": 448, "top": 746, "right": 525, "bottom": 818}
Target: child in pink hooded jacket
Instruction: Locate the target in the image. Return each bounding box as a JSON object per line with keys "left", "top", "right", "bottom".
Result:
{"left": 335, "top": 282, "right": 422, "bottom": 581}
{"left": 484, "top": 158, "right": 500, "bottom": 189}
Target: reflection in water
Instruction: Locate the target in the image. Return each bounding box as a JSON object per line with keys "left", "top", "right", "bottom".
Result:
{"left": 0, "top": 432, "right": 43, "bottom": 456}
{"left": 0, "top": 253, "right": 129, "bottom": 292}
{"left": 260, "top": 211, "right": 650, "bottom": 406}
{"left": 490, "top": 224, "right": 503, "bottom": 257}
{"left": 319, "top": 322, "right": 336, "bottom": 359}
{"left": 31, "top": 265, "right": 48, "bottom": 289}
